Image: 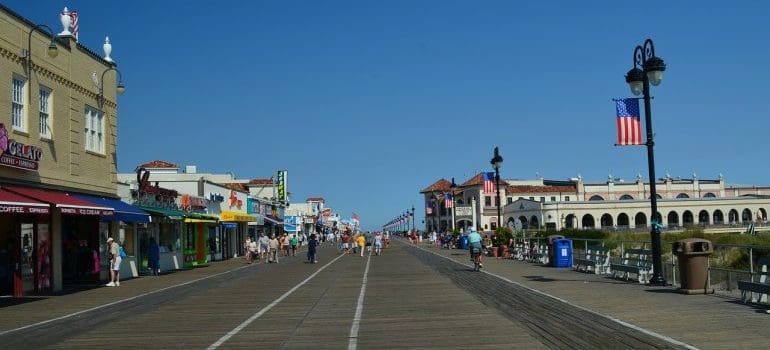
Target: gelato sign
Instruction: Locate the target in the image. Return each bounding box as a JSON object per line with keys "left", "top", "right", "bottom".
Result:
{"left": 0, "top": 123, "right": 42, "bottom": 171}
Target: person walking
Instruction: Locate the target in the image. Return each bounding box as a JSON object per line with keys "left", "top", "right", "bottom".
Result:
{"left": 148, "top": 237, "right": 160, "bottom": 276}
{"left": 280, "top": 234, "right": 289, "bottom": 257}
{"left": 243, "top": 237, "right": 251, "bottom": 261}
{"left": 248, "top": 237, "right": 258, "bottom": 264}
{"left": 307, "top": 233, "right": 318, "bottom": 263}
{"left": 374, "top": 231, "right": 383, "bottom": 256}
{"left": 105, "top": 237, "right": 121, "bottom": 287}
{"left": 289, "top": 234, "right": 298, "bottom": 257}
{"left": 268, "top": 235, "right": 280, "bottom": 263}
{"left": 356, "top": 233, "right": 366, "bottom": 257}
{"left": 259, "top": 233, "right": 270, "bottom": 263}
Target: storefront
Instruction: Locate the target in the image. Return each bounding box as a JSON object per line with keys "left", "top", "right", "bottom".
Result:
{"left": 0, "top": 188, "right": 50, "bottom": 297}
{"left": 182, "top": 213, "right": 218, "bottom": 268}
{"left": 2, "top": 186, "right": 114, "bottom": 293}
{"left": 220, "top": 210, "right": 256, "bottom": 258}
{"left": 73, "top": 194, "right": 150, "bottom": 279}
{"left": 138, "top": 207, "right": 184, "bottom": 273}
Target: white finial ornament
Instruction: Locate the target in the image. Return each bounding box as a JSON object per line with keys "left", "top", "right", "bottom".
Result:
{"left": 103, "top": 37, "right": 113, "bottom": 63}
{"left": 59, "top": 7, "right": 72, "bottom": 36}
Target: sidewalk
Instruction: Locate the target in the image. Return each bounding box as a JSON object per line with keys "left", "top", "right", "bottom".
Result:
{"left": 0, "top": 256, "right": 252, "bottom": 333}
{"left": 413, "top": 241, "right": 770, "bottom": 350}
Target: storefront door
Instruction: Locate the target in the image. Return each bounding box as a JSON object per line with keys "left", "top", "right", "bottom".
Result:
{"left": 61, "top": 216, "right": 100, "bottom": 285}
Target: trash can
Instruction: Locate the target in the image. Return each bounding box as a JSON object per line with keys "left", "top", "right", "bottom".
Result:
{"left": 552, "top": 239, "right": 573, "bottom": 268}
{"left": 672, "top": 238, "right": 714, "bottom": 294}
{"left": 460, "top": 235, "right": 469, "bottom": 250}
{"left": 547, "top": 235, "right": 565, "bottom": 266}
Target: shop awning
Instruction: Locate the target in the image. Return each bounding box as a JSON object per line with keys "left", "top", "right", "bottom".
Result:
{"left": 0, "top": 188, "right": 50, "bottom": 214}
{"left": 73, "top": 194, "right": 150, "bottom": 223}
{"left": 184, "top": 212, "right": 219, "bottom": 223}
{"left": 140, "top": 207, "right": 185, "bottom": 220}
{"left": 5, "top": 186, "right": 114, "bottom": 216}
{"left": 220, "top": 210, "right": 257, "bottom": 222}
{"left": 264, "top": 215, "right": 283, "bottom": 225}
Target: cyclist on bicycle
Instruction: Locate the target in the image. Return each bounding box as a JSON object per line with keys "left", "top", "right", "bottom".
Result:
{"left": 467, "top": 227, "right": 483, "bottom": 268}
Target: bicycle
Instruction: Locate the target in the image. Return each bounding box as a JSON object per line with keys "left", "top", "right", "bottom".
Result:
{"left": 471, "top": 246, "right": 483, "bottom": 271}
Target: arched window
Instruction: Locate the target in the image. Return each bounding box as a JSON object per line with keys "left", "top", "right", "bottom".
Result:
{"left": 676, "top": 193, "right": 690, "bottom": 199}
{"left": 698, "top": 210, "right": 709, "bottom": 225}
{"left": 582, "top": 214, "right": 595, "bottom": 228}
{"left": 619, "top": 194, "right": 634, "bottom": 200}
{"left": 565, "top": 214, "right": 576, "bottom": 229}
{"left": 617, "top": 213, "right": 630, "bottom": 228}
{"left": 704, "top": 192, "right": 716, "bottom": 198}
{"left": 635, "top": 212, "right": 647, "bottom": 227}
{"left": 668, "top": 211, "right": 680, "bottom": 227}
{"left": 600, "top": 214, "right": 614, "bottom": 228}
{"left": 713, "top": 210, "right": 724, "bottom": 224}
{"left": 518, "top": 216, "right": 528, "bottom": 229}
{"left": 589, "top": 195, "right": 604, "bottom": 201}
{"left": 742, "top": 209, "right": 752, "bottom": 222}
{"left": 683, "top": 211, "right": 694, "bottom": 226}
{"left": 530, "top": 216, "right": 539, "bottom": 229}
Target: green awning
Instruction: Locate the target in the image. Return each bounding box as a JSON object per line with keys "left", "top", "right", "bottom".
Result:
{"left": 184, "top": 212, "right": 220, "bottom": 221}
{"left": 140, "top": 207, "right": 185, "bottom": 220}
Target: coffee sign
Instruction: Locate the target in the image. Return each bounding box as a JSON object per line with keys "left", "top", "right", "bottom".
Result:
{"left": 0, "top": 123, "right": 42, "bottom": 171}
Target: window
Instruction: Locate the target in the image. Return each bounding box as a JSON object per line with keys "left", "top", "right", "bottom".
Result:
{"left": 589, "top": 195, "right": 605, "bottom": 201}
{"left": 551, "top": 196, "right": 556, "bottom": 202}
{"left": 484, "top": 196, "right": 492, "bottom": 206}
{"left": 529, "top": 197, "right": 535, "bottom": 201}
{"left": 84, "top": 106, "right": 104, "bottom": 153}
{"left": 507, "top": 197, "right": 513, "bottom": 204}
{"left": 12, "top": 76, "right": 27, "bottom": 131}
{"left": 39, "top": 87, "right": 52, "bottom": 139}
{"left": 540, "top": 197, "right": 545, "bottom": 203}
{"left": 565, "top": 196, "right": 570, "bottom": 201}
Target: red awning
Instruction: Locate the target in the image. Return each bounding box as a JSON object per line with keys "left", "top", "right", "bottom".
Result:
{"left": 4, "top": 186, "right": 114, "bottom": 216}
{"left": 0, "top": 188, "right": 50, "bottom": 214}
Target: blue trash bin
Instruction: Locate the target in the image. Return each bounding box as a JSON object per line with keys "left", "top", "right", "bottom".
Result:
{"left": 552, "top": 239, "right": 573, "bottom": 268}
{"left": 460, "top": 236, "right": 469, "bottom": 250}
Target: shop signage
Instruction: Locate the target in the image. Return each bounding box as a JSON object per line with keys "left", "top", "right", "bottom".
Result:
{"left": 0, "top": 123, "right": 43, "bottom": 171}
{"left": 180, "top": 194, "right": 208, "bottom": 211}
{"left": 276, "top": 170, "right": 287, "bottom": 202}
{"left": 455, "top": 205, "right": 473, "bottom": 217}
{"left": 0, "top": 204, "right": 49, "bottom": 214}
{"left": 60, "top": 207, "right": 114, "bottom": 216}
{"left": 246, "top": 197, "right": 259, "bottom": 214}
{"left": 221, "top": 211, "right": 255, "bottom": 222}
{"left": 228, "top": 190, "right": 243, "bottom": 210}
{"left": 134, "top": 167, "right": 179, "bottom": 209}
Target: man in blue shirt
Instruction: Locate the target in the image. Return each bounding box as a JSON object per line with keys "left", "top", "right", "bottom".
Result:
{"left": 467, "top": 227, "right": 483, "bottom": 268}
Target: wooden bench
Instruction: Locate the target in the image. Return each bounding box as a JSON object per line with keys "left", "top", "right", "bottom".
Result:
{"left": 737, "top": 257, "right": 770, "bottom": 304}
{"left": 573, "top": 246, "right": 611, "bottom": 275}
{"left": 610, "top": 248, "right": 653, "bottom": 283}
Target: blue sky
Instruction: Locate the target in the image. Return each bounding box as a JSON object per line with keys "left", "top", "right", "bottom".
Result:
{"left": 9, "top": 1, "right": 770, "bottom": 230}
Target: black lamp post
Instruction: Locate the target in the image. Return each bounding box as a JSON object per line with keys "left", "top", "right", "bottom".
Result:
{"left": 411, "top": 206, "right": 415, "bottom": 233}
{"left": 490, "top": 147, "right": 503, "bottom": 231}
{"left": 450, "top": 177, "right": 457, "bottom": 232}
{"left": 98, "top": 67, "right": 126, "bottom": 109}
{"left": 22, "top": 24, "right": 59, "bottom": 76}
{"left": 431, "top": 196, "right": 438, "bottom": 232}
{"left": 625, "top": 38, "right": 667, "bottom": 286}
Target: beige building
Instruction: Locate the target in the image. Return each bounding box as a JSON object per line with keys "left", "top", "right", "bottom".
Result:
{"left": 0, "top": 5, "right": 126, "bottom": 295}
{"left": 423, "top": 172, "right": 770, "bottom": 234}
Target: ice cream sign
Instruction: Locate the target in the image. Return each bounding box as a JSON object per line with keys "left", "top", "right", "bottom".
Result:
{"left": 0, "top": 124, "right": 42, "bottom": 171}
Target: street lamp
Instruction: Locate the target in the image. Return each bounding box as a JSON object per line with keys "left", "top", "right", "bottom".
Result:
{"left": 411, "top": 205, "right": 415, "bottom": 233}
{"left": 430, "top": 196, "right": 438, "bottom": 233}
{"left": 22, "top": 24, "right": 59, "bottom": 76}
{"left": 490, "top": 147, "right": 503, "bottom": 231}
{"left": 625, "top": 38, "right": 667, "bottom": 286}
{"left": 98, "top": 67, "right": 126, "bottom": 108}
{"left": 450, "top": 177, "right": 457, "bottom": 232}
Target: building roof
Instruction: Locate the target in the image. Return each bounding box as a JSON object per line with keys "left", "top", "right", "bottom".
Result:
{"left": 248, "top": 178, "right": 273, "bottom": 185}
{"left": 420, "top": 179, "right": 452, "bottom": 193}
{"left": 306, "top": 197, "right": 325, "bottom": 202}
{"left": 461, "top": 173, "right": 484, "bottom": 187}
{"left": 220, "top": 183, "right": 248, "bottom": 192}
{"left": 137, "top": 160, "right": 178, "bottom": 169}
{"left": 506, "top": 185, "right": 576, "bottom": 194}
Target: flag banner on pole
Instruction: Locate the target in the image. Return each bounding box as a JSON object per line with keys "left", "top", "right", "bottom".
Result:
{"left": 615, "top": 98, "right": 643, "bottom": 146}
{"left": 444, "top": 192, "right": 453, "bottom": 208}
{"left": 483, "top": 172, "right": 495, "bottom": 193}
{"left": 426, "top": 206, "right": 433, "bottom": 214}
{"left": 70, "top": 11, "right": 79, "bottom": 40}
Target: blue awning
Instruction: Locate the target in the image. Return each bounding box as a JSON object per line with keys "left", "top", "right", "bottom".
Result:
{"left": 73, "top": 194, "right": 150, "bottom": 223}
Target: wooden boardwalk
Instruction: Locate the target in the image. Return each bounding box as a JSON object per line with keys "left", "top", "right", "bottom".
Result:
{"left": 0, "top": 239, "right": 768, "bottom": 349}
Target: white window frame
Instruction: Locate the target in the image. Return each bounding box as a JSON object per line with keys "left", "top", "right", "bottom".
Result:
{"left": 12, "top": 76, "right": 27, "bottom": 132}
{"left": 39, "top": 86, "right": 52, "bottom": 139}
{"left": 84, "top": 106, "right": 105, "bottom": 154}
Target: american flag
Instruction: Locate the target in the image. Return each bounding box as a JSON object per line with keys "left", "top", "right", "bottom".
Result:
{"left": 483, "top": 172, "right": 495, "bottom": 193}
{"left": 69, "top": 11, "right": 79, "bottom": 40}
{"left": 426, "top": 206, "right": 433, "bottom": 215}
{"left": 615, "top": 98, "right": 642, "bottom": 146}
{"left": 352, "top": 212, "right": 359, "bottom": 223}
{"left": 444, "top": 192, "right": 453, "bottom": 208}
